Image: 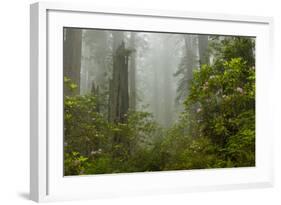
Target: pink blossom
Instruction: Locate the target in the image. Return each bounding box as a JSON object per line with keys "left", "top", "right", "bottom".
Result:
{"left": 203, "top": 83, "right": 208, "bottom": 90}
{"left": 236, "top": 87, "right": 243, "bottom": 93}
{"left": 91, "top": 148, "right": 102, "bottom": 155}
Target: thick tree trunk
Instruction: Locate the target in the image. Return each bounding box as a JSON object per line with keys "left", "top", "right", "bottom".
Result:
{"left": 198, "top": 35, "right": 209, "bottom": 66}
{"left": 108, "top": 32, "right": 131, "bottom": 157}
{"left": 63, "top": 28, "right": 82, "bottom": 95}
{"left": 108, "top": 32, "right": 129, "bottom": 123}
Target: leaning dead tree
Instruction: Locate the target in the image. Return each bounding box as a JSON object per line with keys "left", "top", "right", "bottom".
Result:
{"left": 108, "top": 41, "right": 130, "bottom": 124}
{"left": 108, "top": 33, "right": 132, "bottom": 157}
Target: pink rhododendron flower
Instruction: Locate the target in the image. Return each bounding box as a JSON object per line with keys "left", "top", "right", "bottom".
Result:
{"left": 236, "top": 87, "right": 243, "bottom": 93}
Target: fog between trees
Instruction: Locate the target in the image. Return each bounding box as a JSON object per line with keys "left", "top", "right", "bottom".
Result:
{"left": 63, "top": 28, "right": 255, "bottom": 175}
{"left": 65, "top": 29, "right": 207, "bottom": 127}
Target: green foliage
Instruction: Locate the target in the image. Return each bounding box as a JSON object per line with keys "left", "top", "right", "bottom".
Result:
{"left": 210, "top": 36, "right": 255, "bottom": 67}
{"left": 156, "top": 36, "right": 255, "bottom": 170}
{"left": 64, "top": 151, "right": 89, "bottom": 175}
{"left": 186, "top": 58, "right": 255, "bottom": 146}
{"left": 64, "top": 78, "right": 161, "bottom": 175}
{"left": 174, "top": 37, "right": 256, "bottom": 168}
{"left": 64, "top": 76, "right": 78, "bottom": 93}
{"left": 64, "top": 36, "right": 255, "bottom": 175}
{"left": 64, "top": 93, "right": 109, "bottom": 157}
{"left": 64, "top": 109, "right": 161, "bottom": 175}
{"left": 174, "top": 36, "right": 198, "bottom": 104}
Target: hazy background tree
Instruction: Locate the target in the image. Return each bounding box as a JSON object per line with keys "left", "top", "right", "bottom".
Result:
{"left": 129, "top": 32, "right": 137, "bottom": 111}
{"left": 80, "top": 30, "right": 110, "bottom": 95}
{"left": 174, "top": 34, "right": 199, "bottom": 106}
{"left": 198, "top": 35, "right": 209, "bottom": 66}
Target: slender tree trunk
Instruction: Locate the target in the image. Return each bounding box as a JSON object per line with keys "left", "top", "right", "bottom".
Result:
{"left": 161, "top": 35, "right": 173, "bottom": 127}
{"left": 184, "top": 36, "right": 193, "bottom": 84}
{"left": 185, "top": 35, "right": 198, "bottom": 88}
{"left": 91, "top": 80, "right": 100, "bottom": 112}
{"left": 198, "top": 35, "right": 209, "bottom": 66}
{"left": 152, "top": 48, "right": 160, "bottom": 122}
{"left": 129, "top": 32, "right": 137, "bottom": 111}
{"left": 63, "top": 28, "right": 82, "bottom": 95}
{"left": 162, "top": 59, "right": 173, "bottom": 127}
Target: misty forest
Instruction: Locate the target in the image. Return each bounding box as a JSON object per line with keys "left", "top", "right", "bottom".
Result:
{"left": 63, "top": 28, "right": 255, "bottom": 176}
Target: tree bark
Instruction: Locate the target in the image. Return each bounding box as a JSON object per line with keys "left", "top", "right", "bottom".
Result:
{"left": 63, "top": 28, "right": 82, "bottom": 95}
{"left": 108, "top": 32, "right": 131, "bottom": 158}
{"left": 185, "top": 35, "right": 197, "bottom": 89}
{"left": 108, "top": 32, "right": 129, "bottom": 123}
{"left": 198, "top": 35, "right": 209, "bottom": 66}
{"left": 129, "top": 32, "right": 137, "bottom": 111}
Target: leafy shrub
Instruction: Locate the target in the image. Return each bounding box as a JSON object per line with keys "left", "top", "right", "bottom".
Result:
{"left": 64, "top": 78, "right": 161, "bottom": 174}
{"left": 64, "top": 36, "right": 256, "bottom": 175}
{"left": 64, "top": 151, "right": 89, "bottom": 175}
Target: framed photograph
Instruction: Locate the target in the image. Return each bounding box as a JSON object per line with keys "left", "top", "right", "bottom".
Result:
{"left": 30, "top": 2, "right": 274, "bottom": 202}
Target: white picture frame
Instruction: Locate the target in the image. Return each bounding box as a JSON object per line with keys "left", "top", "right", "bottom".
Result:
{"left": 30, "top": 1, "right": 274, "bottom": 202}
